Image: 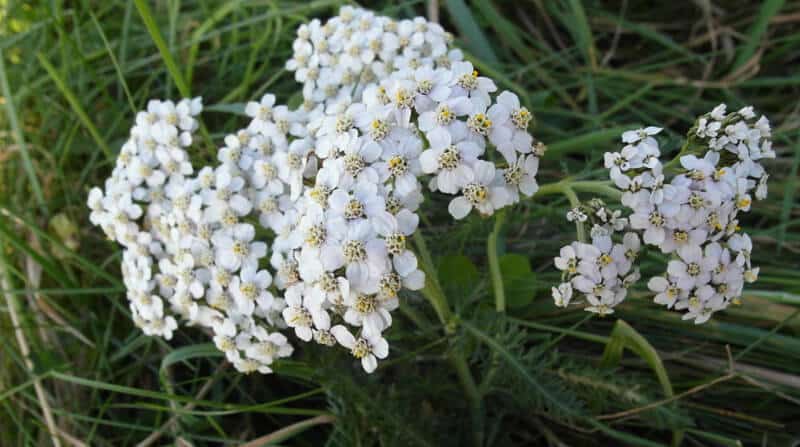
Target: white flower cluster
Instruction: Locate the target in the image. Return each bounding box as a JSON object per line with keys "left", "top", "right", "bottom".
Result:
{"left": 554, "top": 199, "right": 641, "bottom": 316}
{"left": 88, "top": 98, "right": 200, "bottom": 340}
{"left": 88, "top": 7, "right": 542, "bottom": 374}
{"left": 553, "top": 104, "right": 773, "bottom": 323}
{"left": 279, "top": 6, "right": 541, "bottom": 372}
{"left": 287, "top": 5, "right": 458, "bottom": 108}
{"left": 88, "top": 97, "right": 298, "bottom": 373}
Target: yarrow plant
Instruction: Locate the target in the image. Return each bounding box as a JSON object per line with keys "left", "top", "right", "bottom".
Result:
{"left": 88, "top": 7, "right": 775, "bottom": 380}
{"left": 88, "top": 6, "right": 543, "bottom": 374}
{"left": 553, "top": 104, "right": 773, "bottom": 324}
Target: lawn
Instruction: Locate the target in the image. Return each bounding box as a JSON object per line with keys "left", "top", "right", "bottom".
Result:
{"left": 1, "top": 0, "right": 799, "bottom": 445}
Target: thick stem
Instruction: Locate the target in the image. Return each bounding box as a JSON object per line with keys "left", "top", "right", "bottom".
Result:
{"left": 487, "top": 209, "right": 507, "bottom": 312}
{"left": 570, "top": 181, "right": 622, "bottom": 201}
{"left": 412, "top": 230, "right": 482, "bottom": 447}
{"left": 534, "top": 179, "right": 621, "bottom": 201}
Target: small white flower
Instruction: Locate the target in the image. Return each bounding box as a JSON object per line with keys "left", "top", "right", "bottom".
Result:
{"left": 373, "top": 209, "right": 419, "bottom": 276}
{"left": 554, "top": 244, "right": 578, "bottom": 274}
{"left": 320, "top": 219, "right": 387, "bottom": 289}
{"left": 585, "top": 293, "right": 616, "bottom": 316}
{"left": 621, "top": 126, "right": 661, "bottom": 146}
{"left": 212, "top": 224, "right": 267, "bottom": 271}
{"left": 281, "top": 284, "right": 317, "bottom": 341}
{"left": 246, "top": 94, "right": 277, "bottom": 134}
{"left": 552, "top": 282, "right": 573, "bottom": 307}
{"left": 566, "top": 207, "right": 587, "bottom": 222}
{"left": 419, "top": 127, "right": 481, "bottom": 194}
{"left": 710, "top": 104, "right": 727, "bottom": 120}
{"left": 343, "top": 290, "right": 395, "bottom": 336}
{"left": 447, "top": 160, "right": 508, "bottom": 219}
{"left": 449, "top": 61, "right": 497, "bottom": 110}
{"left": 230, "top": 265, "right": 273, "bottom": 316}
{"left": 667, "top": 245, "right": 714, "bottom": 290}
{"left": 487, "top": 91, "right": 533, "bottom": 162}
{"left": 648, "top": 276, "right": 683, "bottom": 308}
{"left": 330, "top": 325, "right": 389, "bottom": 373}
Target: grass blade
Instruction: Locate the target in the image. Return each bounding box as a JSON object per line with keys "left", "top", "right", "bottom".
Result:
{"left": 461, "top": 320, "right": 577, "bottom": 417}
{"left": 37, "top": 53, "right": 113, "bottom": 160}
{"left": 544, "top": 125, "right": 633, "bottom": 158}
{"left": 600, "top": 319, "right": 682, "bottom": 445}
{"left": 159, "top": 343, "right": 222, "bottom": 379}
{"left": 89, "top": 11, "right": 136, "bottom": 115}
{"left": 239, "top": 415, "right": 335, "bottom": 447}
{"left": 0, "top": 218, "right": 77, "bottom": 288}
{"left": 443, "top": 0, "right": 498, "bottom": 64}
{"left": 133, "top": 0, "right": 191, "bottom": 97}
{"left": 185, "top": 1, "right": 242, "bottom": 84}
{"left": 565, "top": 0, "right": 597, "bottom": 69}
{"left": 732, "top": 0, "right": 785, "bottom": 70}
{"left": 0, "top": 51, "right": 46, "bottom": 210}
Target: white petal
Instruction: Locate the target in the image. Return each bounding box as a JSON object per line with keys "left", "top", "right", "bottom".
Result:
{"left": 330, "top": 325, "right": 355, "bottom": 348}
{"left": 361, "top": 354, "right": 378, "bottom": 373}
{"left": 448, "top": 196, "right": 472, "bottom": 220}
{"left": 402, "top": 269, "right": 425, "bottom": 290}
{"left": 371, "top": 337, "right": 389, "bottom": 359}
{"left": 296, "top": 326, "right": 313, "bottom": 342}
{"left": 393, "top": 250, "right": 418, "bottom": 276}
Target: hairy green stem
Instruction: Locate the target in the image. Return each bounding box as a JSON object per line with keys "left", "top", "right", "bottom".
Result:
{"left": 487, "top": 209, "right": 507, "bottom": 312}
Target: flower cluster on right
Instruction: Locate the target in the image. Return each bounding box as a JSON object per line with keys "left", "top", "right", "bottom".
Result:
{"left": 554, "top": 104, "right": 773, "bottom": 323}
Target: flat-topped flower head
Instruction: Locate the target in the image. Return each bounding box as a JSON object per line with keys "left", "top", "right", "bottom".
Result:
{"left": 553, "top": 105, "right": 769, "bottom": 323}
{"left": 91, "top": 6, "right": 547, "bottom": 375}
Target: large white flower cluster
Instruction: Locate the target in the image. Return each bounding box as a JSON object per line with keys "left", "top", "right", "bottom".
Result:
{"left": 553, "top": 104, "right": 773, "bottom": 323}
{"left": 279, "top": 6, "right": 541, "bottom": 372}
{"left": 88, "top": 97, "right": 298, "bottom": 374}
{"left": 88, "top": 7, "right": 542, "bottom": 374}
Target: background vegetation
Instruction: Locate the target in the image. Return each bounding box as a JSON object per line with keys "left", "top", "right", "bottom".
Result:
{"left": 1, "top": 0, "right": 799, "bottom": 445}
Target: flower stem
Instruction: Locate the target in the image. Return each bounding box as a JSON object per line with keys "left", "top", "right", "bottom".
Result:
{"left": 570, "top": 180, "right": 622, "bottom": 201}
{"left": 534, "top": 179, "right": 621, "bottom": 201}
{"left": 412, "top": 231, "right": 452, "bottom": 326}
{"left": 412, "top": 230, "right": 483, "bottom": 447}
{"left": 662, "top": 140, "right": 693, "bottom": 174}
{"left": 487, "top": 209, "right": 507, "bottom": 312}
{"left": 535, "top": 179, "right": 623, "bottom": 243}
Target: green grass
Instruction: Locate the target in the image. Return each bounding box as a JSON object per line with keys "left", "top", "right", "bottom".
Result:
{"left": 1, "top": 0, "right": 800, "bottom": 445}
